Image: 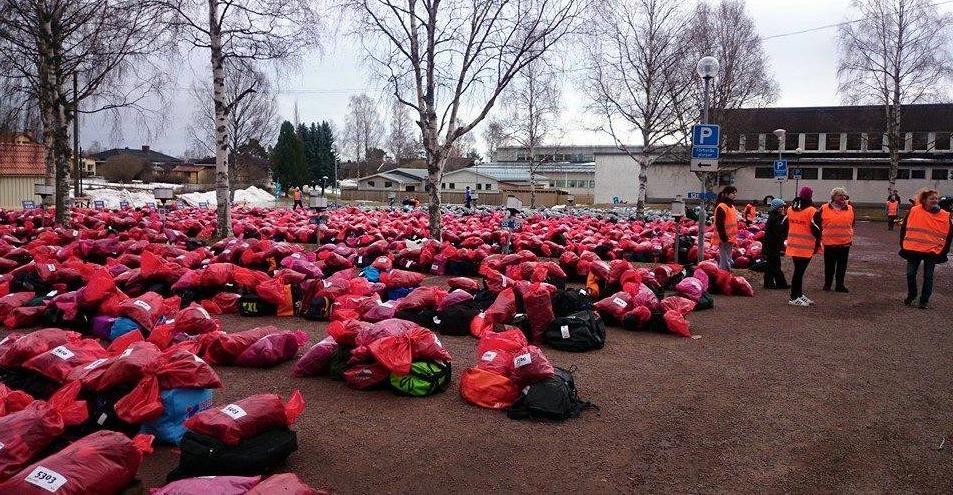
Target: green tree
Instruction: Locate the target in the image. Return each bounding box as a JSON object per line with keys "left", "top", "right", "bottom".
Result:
{"left": 271, "top": 121, "right": 307, "bottom": 188}
{"left": 317, "top": 121, "right": 338, "bottom": 185}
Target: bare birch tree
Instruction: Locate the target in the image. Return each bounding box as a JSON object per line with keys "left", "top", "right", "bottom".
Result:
{"left": 343, "top": 93, "right": 385, "bottom": 165}
{"left": 386, "top": 98, "right": 419, "bottom": 162}
{"left": 837, "top": 0, "right": 953, "bottom": 193}
{"left": 585, "top": 0, "right": 688, "bottom": 215}
{"left": 349, "top": 0, "right": 584, "bottom": 238}
{"left": 155, "top": 0, "right": 321, "bottom": 237}
{"left": 482, "top": 120, "right": 509, "bottom": 161}
{"left": 502, "top": 57, "right": 561, "bottom": 207}
{"left": 0, "top": 0, "right": 170, "bottom": 224}
{"left": 187, "top": 62, "right": 279, "bottom": 193}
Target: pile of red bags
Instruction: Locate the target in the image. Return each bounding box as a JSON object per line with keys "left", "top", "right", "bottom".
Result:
{"left": 153, "top": 473, "right": 327, "bottom": 495}
{"left": 460, "top": 329, "right": 555, "bottom": 410}
{"left": 199, "top": 326, "right": 309, "bottom": 367}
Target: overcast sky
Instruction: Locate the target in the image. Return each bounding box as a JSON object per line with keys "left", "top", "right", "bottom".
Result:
{"left": 78, "top": 0, "right": 950, "bottom": 159}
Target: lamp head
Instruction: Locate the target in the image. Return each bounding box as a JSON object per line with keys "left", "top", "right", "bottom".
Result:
{"left": 773, "top": 129, "right": 786, "bottom": 139}
{"left": 696, "top": 56, "right": 720, "bottom": 79}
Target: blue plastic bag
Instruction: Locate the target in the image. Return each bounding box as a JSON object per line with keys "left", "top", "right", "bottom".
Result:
{"left": 387, "top": 287, "right": 413, "bottom": 301}
{"left": 140, "top": 388, "right": 213, "bottom": 444}
{"left": 362, "top": 266, "right": 381, "bottom": 283}
{"left": 109, "top": 317, "right": 142, "bottom": 340}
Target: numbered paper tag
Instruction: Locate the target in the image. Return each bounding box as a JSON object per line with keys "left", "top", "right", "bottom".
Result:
{"left": 84, "top": 358, "right": 108, "bottom": 370}
{"left": 322, "top": 280, "right": 331, "bottom": 288}
{"left": 433, "top": 336, "right": 443, "bottom": 347}
{"left": 46, "top": 264, "right": 56, "bottom": 272}
{"left": 432, "top": 315, "right": 442, "bottom": 325}
{"left": 198, "top": 307, "right": 211, "bottom": 319}
{"left": 222, "top": 249, "right": 231, "bottom": 255}
{"left": 25, "top": 466, "right": 68, "bottom": 492}
{"left": 357, "top": 256, "right": 364, "bottom": 264}
{"left": 513, "top": 353, "right": 532, "bottom": 368}
{"left": 376, "top": 257, "right": 387, "bottom": 265}
{"left": 501, "top": 278, "right": 508, "bottom": 287}
{"left": 560, "top": 325, "right": 571, "bottom": 339}
{"left": 71, "top": 230, "right": 78, "bottom": 237}
{"left": 133, "top": 300, "right": 152, "bottom": 311}
{"left": 46, "top": 290, "right": 58, "bottom": 298}
{"left": 97, "top": 413, "right": 107, "bottom": 426}
{"left": 165, "top": 319, "right": 175, "bottom": 325}
{"left": 291, "top": 253, "right": 302, "bottom": 259}
{"left": 579, "top": 289, "right": 589, "bottom": 296}
{"left": 50, "top": 346, "right": 74, "bottom": 360}
{"left": 120, "top": 348, "right": 134, "bottom": 358}
{"left": 481, "top": 351, "right": 497, "bottom": 362}
{"left": 221, "top": 404, "right": 247, "bottom": 420}
{"left": 612, "top": 297, "right": 627, "bottom": 308}
{"left": 405, "top": 260, "right": 413, "bottom": 268}
{"left": 430, "top": 263, "right": 439, "bottom": 271}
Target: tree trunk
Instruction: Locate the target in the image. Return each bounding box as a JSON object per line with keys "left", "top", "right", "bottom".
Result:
{"left": 636, "top": 155, "right": 649, "bottom": 218}
{"left": 209, "top": 0, "right": 232, "bottom": 238}
{"left": 426, "top": 154, "right": 443, "bottom": 240}
{"left": 887, "top": 100, "right": 901, "bottom": 196}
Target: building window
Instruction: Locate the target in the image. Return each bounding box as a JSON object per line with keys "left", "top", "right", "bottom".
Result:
{"left": 568, "top": 180, "right": 576, "bottom": 188}
{"left": 754, "top": 167, "right": 774, "bottom": 179}
{"left": 441, "top": 183, "right": 446, "bottom": 189}
{"left": 932, "top": 169, "right": 949, "bottom": 180}
{"left": 845, "top": 134, "right": 862, "bottom": 150}
{"left": 897, "top": 169, "right": 910, "bottom": 180}
{"left": 785, "top": 133, "right": 799, "bottom": 150}
{"left": 589, "top": 180, "right": 595, "bottom": 188}
{"left": 804, "top": 133, "right": 819, "bottom": 151}
{"left": 449, "top": 183, "right": 455, "bottom": 190}
{"left": 822, "top": 167, "right": 854, "bottom": 180}
{"left": 867, "top": 133, "right": 884, "bottom": 151}
{"left": 405, "top": 186, "right": 416, "bottom": 192}
{"left": 912, "top": 132, "right": 929, "bottom": 150}
{"left": 790, "top": 167, "right": 819, "bottom": 180}
{"left": 485, "top": 183, "right": 492, "bottom": 190}
{"left": 368, "top": 181, "right": 375, "bottom": 187}
{"left": 857, "top": 168, "right": 889, "bottom": 180}
{"left": 741, "top": 133, "right": 757, "bottom": 151}
{"left": 826, "top": 133, "right": 841, "bottom": 151}
{"left": 725, "top": 133, "right": 741, "bottom": 151}
{"left": 935, "top": 132, "right": 951, "bottom": 151}
{"left": 384, "top": 181, "right": 392, "bottom": 188}
{"left": 766, "top": 134, "right": 780, "bottom": 151}
{"left": 911, "top": 169, "right": 926, "bottom": 179}
{"left": 476, "top": 183, "right": 482, "bottom": 190}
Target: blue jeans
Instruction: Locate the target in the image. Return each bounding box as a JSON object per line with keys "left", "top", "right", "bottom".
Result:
{"left": 718, "top": 243, "right": 733, "bottom": 270}
{"left": 906, "top": 258, "right": 936, "bottom": 304}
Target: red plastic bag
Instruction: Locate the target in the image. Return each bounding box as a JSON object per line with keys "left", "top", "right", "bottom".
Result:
{"left": 0, "top": 383, "right": 32, "bottom": 417}
{"left": 470, "top": 312, "right": 489, "bottom": 338}
{"left": 379, "top": 269, "right": 424, "bottom": 290}
{"left": 0, "top": 332, "right": 23, "bottom": 365}
{"left": 674, "top": 277, "right": 704, "bottom": 302}
{"left": 234, "top": 331, "right": 309, "bottom": 368}
{"left": 292, "top": 336, "right": 339, "bottom": 377}
{"left": 0, "top": 329, "right": 81, "bottom": 368}
{"left": 184, "top": 391, "right": 305, "bottom": 446}
{"left": 114, "top": 375, "right": 164, "bottom": 424}
{"left": 4, "top": 305, "right": 47, "bottom": 329}
{"left": 201, "top": 326, "right": 283, "bottom": 365}
{"left": 731, "top": 276, "right": 755, "bottom": 297}
{"left": 663, "top": 310, "right": 692, "bottom": 337}
{"left": 343, "top": 363, "right": 390, "bottom": 390}
{"left": 355, "top": 319, "right": 418, "bottom": 347}
{"left": 460, "top": 368, "right": 519, "bottom": 410}
{"left": 0, "top": 292, "right": 33, "bottom": 320}
{"left": 22, "top": 339, "right": 109, "bottom": 383}
{"left": 117, "top": 292, "right": 165, "bottom": 331}
{"left": 520, "top": 283, "right": 555, "bottom": 342}
{"left": 173, "top": 303, "right": 220, "bottom": 335}
{"left": 476, "top": 328, "right": 528, "bottom": 356}
{"left": 510, "top": 345, "right": 555, "bottom": 386}
{"left": 406, "top": 328, "right": 452, "bottom": 363}
{"left": 361, "top": 300, "right": 397, "bottom": 322}
{"left": 247, "top": 473, "right": 325, "bottom": 495}
{"left": 394, "top": 287, "right": 446, "bottom": 312}
{"left": 367, "top": 334, "right": 413, "bottom": 374}
{"left": 151, "top": 475, "right": 262, "bottom": 495}
{"left": 0, "top": 381, "right": 88, "bottom": 480}
{"left": 325, "top": 319, "right": 372, "bottom": 347}
{"left": 594, "top": 291, "right": 634, "bottom": 322}
{"left": 484, "top": 288, "right": 517, "bottom": 327}
{"left": 447, "top": 277, "right": 480, "bottom": 293}
{"left": 154, "top": 346, "right": 222, "bottom": 390}
{"left": 70, "top": 341, "right": 162, "bottom": 392}
{"left": 202, "top": 292, "right": 240, "bottom": 315}
{"left": 660, "top": 296, "right": 696, "bottom": 316}
{"left": 0, "top": 430, "right": 153, "bottom": 495}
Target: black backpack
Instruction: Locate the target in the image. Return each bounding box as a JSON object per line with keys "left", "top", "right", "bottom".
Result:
{"left": 167, "top": 428, "right": 298, "bottom": 481}
{"left": 695, "top": 293, "right": 714, "bottom": 311}
{"left": 238, "top": 293, "right": 276, "bottom": 317}
{"left": 300, "top": 295, "right": 332, "bottom": 321}
{"left": 434, "top": 299, "right": 481, "bottom": 336}
{"left": 0, "top": 367, "right": 60, "bottom": 400}
{"left": 471, "top": 289, "right": 497, "bottom": 311}
{"left": 551, "top": 288, "right": 594, "bottom": 318}
{"left": 394, "top": 307, "right": 439, "bottom": 330}
{"left": 507, "top": 367, "right": 597, "bottom": 421}
{"left": 544, "top": 310, "right": 606, "bottom": 352}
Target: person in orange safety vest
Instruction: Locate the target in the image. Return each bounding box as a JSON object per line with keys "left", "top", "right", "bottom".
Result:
{"left": 900, "top": 188, "right": 952, "bottom": 309}
{"left": 886, "top": 192, "right": 901, "bottom": 231}
{"left": 782, "top": 186, "right": 820, "bottom": 307}
{"left": 713, "top": 186, "right": 739, "bottom": 271}
{"left": 814, "top": 187, "right": 855, "bottom": 293}
{"left": 743, "top": 203, "right": 757, "bottom": 226}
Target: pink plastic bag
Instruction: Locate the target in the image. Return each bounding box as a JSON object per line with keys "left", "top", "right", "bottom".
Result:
{"left": 292, "top": 336, "right": 339, "bottom": 377}
{"left": 235, "top": 331, "right": 309, "bottom": 368}
{"left": 151, "top": 476, "right": 262, "bottom": 495}
{"left": 674, "top": 277, "right": 704, "bottom": 302}
{"left": 246, "top": 473, "right": 324, "bottom": 495}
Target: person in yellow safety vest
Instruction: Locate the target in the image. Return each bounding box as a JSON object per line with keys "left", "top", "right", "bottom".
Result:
{"left": 814, "top": 187, "right": 855, "bottom": 293}
{"left": 886, "top": 192, "right": 901, "bottom": 231}
{"left": 712, "top": 186, "right": 739, "bottom": 271}
{"left": 743, "top": 203, "right": 757, "bottom": 226}
{"left": 900, "top": 188, "right": 953, "bottom": 309}
{"left": 782, "top": 186, "right": 821, "bottom": 307}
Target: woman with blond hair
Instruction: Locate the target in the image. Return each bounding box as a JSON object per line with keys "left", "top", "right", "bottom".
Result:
{"left": 900, "top": 188, "right": 953, "bottom": 309}
{"left": 814, "top": 187, "right": 855, "bottom": 292}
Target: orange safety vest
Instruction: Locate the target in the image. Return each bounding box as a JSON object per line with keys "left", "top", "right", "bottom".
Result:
{"left": 820, "top": 203, "right": 854, "bottom": 246}
{"left": 886, "top": 200, "right": 899, "bottom": 216}
{"left": 712, "top": 203, "right": 738, "bottom": 245}
{"left": 744, "top": 204, "right": 757, "bottom": 222}
{"left": 293, "top": 190, "right": 302, "bottom": 201}
{"left": 902, "top": 205, "right": 951, "bottom": 255}
{"left": 786, "top": 207, "right": 818, "bottom": 258}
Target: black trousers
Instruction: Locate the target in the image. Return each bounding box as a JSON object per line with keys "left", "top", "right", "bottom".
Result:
{"left": 823, "top": 246, "right": 850, "bottom": 289}
{"left": 790, "top": 257, "right": 811, "bottom": 300}
{"left": 887, "top": 216, "right": 897, "bottom": 230}
{"left": 763, "top": 253, "right": 787, "bottom": 288}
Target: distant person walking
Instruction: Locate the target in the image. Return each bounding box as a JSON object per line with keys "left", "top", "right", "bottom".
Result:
{"left": 886, "top": 192, "right": 901, "bottom": 231}
{"left": 743, "top": 202, "right": 757, "bottom": 226}
{"left": 816, "top": 187, "right": 855, "bottom": 293}
{"left": 713, "top": 186, "right": 738, "bottom": 271}
{"left": 292, "top": 187, "right": 303, "bottom": 209}
{"left": 784, "top": 186, "right": 820, "bottom": 307}
{"left": 762, "top": 198, "right": 789, "bottom": 290}
{"left": 465, "top": 186, "right": 473, "bottom": 209}
{"left": 900, "top": 188, "right": 952, "bottom": 309}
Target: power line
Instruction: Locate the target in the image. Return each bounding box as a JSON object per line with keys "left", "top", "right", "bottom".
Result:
{"left": 763, "top": 0, "right": 953, "bottom": 41}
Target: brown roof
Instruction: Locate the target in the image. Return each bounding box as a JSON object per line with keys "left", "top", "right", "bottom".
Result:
{"left": 172, "top": 165, "right": 203, "bottom": 173}
{"left": 0, "top": 142, "right": 45, "bottom": 176}
{"left": 723, "top": 103, "right": 953, "bottom": 135}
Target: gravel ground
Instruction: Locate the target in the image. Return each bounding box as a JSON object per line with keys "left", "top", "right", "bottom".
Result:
{"left": 10, "top": 221, "right": 953, "bottom": 493}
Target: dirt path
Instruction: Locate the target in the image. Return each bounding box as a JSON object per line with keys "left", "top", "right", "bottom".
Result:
{"left": 107, "top": 221, "right": 953, "bottom": 492}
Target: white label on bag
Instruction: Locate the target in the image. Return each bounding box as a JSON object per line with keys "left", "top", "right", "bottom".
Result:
{"left": 47, "top": 290, "right": 58, "bottom": 297}
{"left": 47, "top": 264, "right": 56, "bottom": 272}
{"left": 192, "top": 353, "right": 205, "bottom": 364}
{"left": 176, "top": 255, "right": 186, "bottom": 260}
{"left": 84, "top": 358, "right": 108, "bottom": 370}
{"left": 223, "top": 249, "right": 231, "bottom": 255}
{"left": 580, "top": 289, "right": 588, "bottom": 296}
{"left": 165, "top": 319, "right": 175, "bottom": 325}
{"left": 405, "top": 260, "right": 413, "bottom": 268}
{"left": 133, "top": 300, "right": 152, "bottom": 311}
{"left": 198, "top": 307, "right": 211, "bottom": 319}
{"left": 501, "top": 278, "right": 508, "bottom": 287}
{"left": 221, "top": 404, "right": 247, "bottom": 420}
{"left": 432, "top": 315, "right": 442, "bottom": 325}
{"left": 431, "top": 263, "right": 439, "bottom": 271}
{"left": 0, "top": 441, "right": 4, "bottom": 450}
{"left": 50, "top": 346, "right": 74, "bottom": 360}
{"left": 25, "top": 466, "right": 67, "bottom": 492}
{"left": 120, "top": 348, "right": 133, "bottom": 358}
{"left": 72, "top": 230, "right": 78, "bottom": 237}
{"left": 612, "top": 297, "right": 627, "bottom": 308}
{"left": 0, "top": 336, "right": 9, "bottom": 346}
{"left": 357, "top": 256, "right": 364, "bottom": 264}
{"left": 323, "top": 280, "right": 331, "bottom": 288}
{"left": 433, "top": 336, "right": 443, "bottom": 347}
{"left": 514, "top": 353, "right": 532, "bottom": 368}
{"left": 291, "top": 253, "right": 302, "bottom": 259}
{"left": 560, "top": 325, "right": 570, "bottom": 339}
{"left": 377, "top": 257, "right": 387, "bottom": 264}
{"left": 97, "top": 413, "right": 107, "bottom": 426}
{"left": 481, "top": 351, "right": 497, "bottom": 362}
{"left": 382, "top": 301, "right": 394, "bottom": 308}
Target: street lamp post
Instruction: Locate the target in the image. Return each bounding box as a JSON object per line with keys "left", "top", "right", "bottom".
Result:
{"left": 695, "top": 55, "right": 719, "bottom": 263}
{"left": 794, "top": 147, "right": 802, "bottom": 193}
{"left": 321, "top": 175, "right": 328, "bottom": 197}
{"left": 773, "top": 128, "right": 786, "bottom": 199}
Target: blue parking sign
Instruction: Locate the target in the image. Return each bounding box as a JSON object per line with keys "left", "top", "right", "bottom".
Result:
{"left": 692, "top": 124, "right": 720, "bottom": 147}
{"left": 773, "top": 160, "right": 788, "bottom": 180}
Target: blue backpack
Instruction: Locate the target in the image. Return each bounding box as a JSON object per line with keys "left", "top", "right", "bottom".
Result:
{"left": 109, "top": 317, "right": 142, "bottom": 341}
{"left": 140, "top": 388, "right": 213, "bottom": 444}
{"left": 387, "top": 287, "right": 414, "bottom": 301}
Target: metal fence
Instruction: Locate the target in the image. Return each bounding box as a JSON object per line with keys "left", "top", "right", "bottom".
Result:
{"left": 341, "top": 187, "right": 583, "bottom": 207}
